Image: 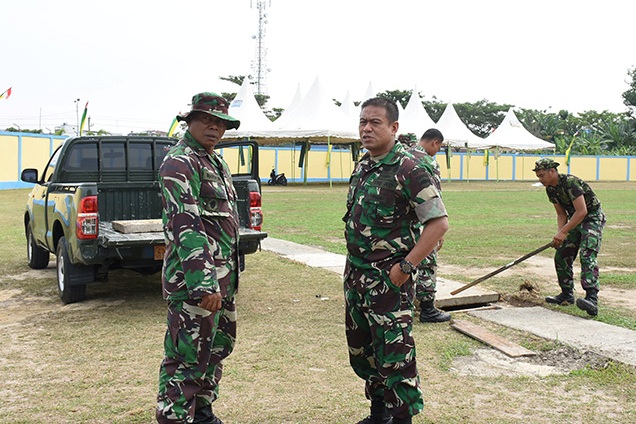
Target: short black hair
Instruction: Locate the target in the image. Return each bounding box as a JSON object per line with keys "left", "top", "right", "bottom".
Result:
{"left": 361, "top": 97, "right": 399, "bottom": 123}
{"left": 421, "top": 128, "right": 444, "bottom": 142}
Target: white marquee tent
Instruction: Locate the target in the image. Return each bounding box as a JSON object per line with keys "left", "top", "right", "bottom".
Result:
{"left": 436, "top": 103, "right": 489, "bottom": 149}
{"left": 224, "top": 78, "right": 274, "bottom": 138}
{"left": 226, "top": 76, "right": 358, "bottom": 144}
{"left": 398, "top": 87, "right": 436, "bottom": 137}
{"left": 485, "top": 108, "right": 555, "bottom": 151}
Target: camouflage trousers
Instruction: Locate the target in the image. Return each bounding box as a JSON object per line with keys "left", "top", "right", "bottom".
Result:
{"left": 415, "top": 249, "right": 438, "bottom": 303}
{"left": 156, "top": 295, "right": 237, "bottom": 424}
{"left": 344, "top": 263, "right": 424, "bottom": 419}
{"left": 555, "top": 210, "right": 606, "bottom": 293}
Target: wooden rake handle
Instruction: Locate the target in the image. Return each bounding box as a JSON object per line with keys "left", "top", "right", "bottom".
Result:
{"left": 450, "top": 242, "right": 554, "bottom": 296}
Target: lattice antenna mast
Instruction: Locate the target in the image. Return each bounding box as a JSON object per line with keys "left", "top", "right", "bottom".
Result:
{"left": 250, "top": 0, "right": 271, "bottom": 96}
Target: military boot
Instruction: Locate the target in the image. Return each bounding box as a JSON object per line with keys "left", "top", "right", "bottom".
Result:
{"left": 357, "top": 397, "right": 392, "bottom": 424}
{"left": 545, "top": 290, "right": 575, "bottom": 305}
{"left": 576, "top": 290, "right": 599, "bottom": 316}
{"left": 419, "top": 300, "right": 451, "bottom": 323}
{"left": 192, "top": 405, "right": 224, "bottom": 424}
{"left": 392, "top": 417, "right": 412, "bottom": 424}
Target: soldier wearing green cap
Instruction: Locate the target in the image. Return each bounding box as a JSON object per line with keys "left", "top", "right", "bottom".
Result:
{"left": 156, "top": 92, "right": 240, "bottom": 424}
{"left": 533, "top": 158, "right": 606, "bottom": 316}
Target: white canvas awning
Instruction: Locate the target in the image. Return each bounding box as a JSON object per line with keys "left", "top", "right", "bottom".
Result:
{"left": 485, "top": 108, "right": 555, "bottom": 151}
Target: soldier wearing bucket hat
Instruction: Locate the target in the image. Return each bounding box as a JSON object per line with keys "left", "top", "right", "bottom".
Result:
{"left": 156, "top": 92, "right": 241, "bottom": 424}
{"left": 176, "top": 92, "right": 241, "bottom": 130}
{"left": 533, "top": 157, "right": 606, "bottom": 317}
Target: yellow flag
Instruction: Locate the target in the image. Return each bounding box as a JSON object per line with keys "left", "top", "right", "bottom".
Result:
{"left": 167, "top": 117, "right": 179, "bottom": 137}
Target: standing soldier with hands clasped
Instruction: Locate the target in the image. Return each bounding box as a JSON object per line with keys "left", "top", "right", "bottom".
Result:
{"left": 533, "top": 158, "right": 606, "bottom": 316}
{"left": 343, "top": 97, "right": 449, "bottom": 424}
{"left": 156, "top": 92, "right": 241, "bottom": 424}
{"left": 408, "top": 128, "right": 452, "bottom": 323}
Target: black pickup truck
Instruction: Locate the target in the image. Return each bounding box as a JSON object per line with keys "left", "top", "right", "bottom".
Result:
{"left": 21, "top": 136, "right": 267, "bottom": 303}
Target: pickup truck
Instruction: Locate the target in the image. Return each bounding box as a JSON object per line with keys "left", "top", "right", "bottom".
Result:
{"left": 21, "top": 135, "right": 267, "bottom": 303}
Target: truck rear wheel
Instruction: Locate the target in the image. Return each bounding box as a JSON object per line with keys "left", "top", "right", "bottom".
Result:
{"left": 56, "top": 237, "right": 87, "bottom": 304}
{"left": 27, "top": 225, "right": 50, "bottom": 269}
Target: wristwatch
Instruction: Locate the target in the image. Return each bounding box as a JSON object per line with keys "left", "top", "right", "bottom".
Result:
{"left": 399, "top": 259, "right": 416, "bottom": 275}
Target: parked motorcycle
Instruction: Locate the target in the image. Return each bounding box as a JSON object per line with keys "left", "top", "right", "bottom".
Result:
{"left": 267, "top": 168, "right": 288, "bottom": 186}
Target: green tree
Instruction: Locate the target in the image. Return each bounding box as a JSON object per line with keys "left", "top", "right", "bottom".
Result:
{"left": 453, "top": 100, "right": 512, "bottom": 137}
{"left": 622, "top": 67, "right": 636, "bottom": 115}
{"left": 377, "top": 89, "right": 412, "bottom": 109}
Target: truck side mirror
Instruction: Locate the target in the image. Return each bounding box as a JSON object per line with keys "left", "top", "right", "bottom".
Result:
{"left": 21, "top": 168, "right": 39, "bottom": 183}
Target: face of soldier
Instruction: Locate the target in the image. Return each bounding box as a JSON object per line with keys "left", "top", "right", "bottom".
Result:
{"left": 423, "top": 138, "right": 443, "bottom": 156}
{"left": 359, "top": 105, "right": 399, "bottom": 156}
{"left": 535, "top": 168, "right": 558, "bottom": 187}
{"left": 188, "top": 112, "right": 227, "bottom": 153}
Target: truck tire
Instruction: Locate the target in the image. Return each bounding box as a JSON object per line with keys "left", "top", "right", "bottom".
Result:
{"left": 27, "top": 225, "right": 50, "bottom": 269}
{"left": 56, "top": 237, "right": 87, "bottom": 304}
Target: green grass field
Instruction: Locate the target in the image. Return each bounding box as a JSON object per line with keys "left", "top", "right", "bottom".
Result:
{"left": 1, "top": 182, "right": 635, "bottom": 423}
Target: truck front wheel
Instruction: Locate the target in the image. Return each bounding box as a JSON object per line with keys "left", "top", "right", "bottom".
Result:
{"left": 56, "top": 237, "right": 87, "bottom": 304}
{"left": 27, "top": 225, "right": 50, "bottom": 269}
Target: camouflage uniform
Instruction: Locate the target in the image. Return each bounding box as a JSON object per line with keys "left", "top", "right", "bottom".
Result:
{"left": 409, "top": 145, "right": 442, "bottom": 304}
{"left": 156, "top": 130, "right": 240, "bottom": 424}
{"left": 343, "top": 142, "right": 448, "bottom": 419}
{"left": 546, "top": 173, "right": 605, "bottom": 293}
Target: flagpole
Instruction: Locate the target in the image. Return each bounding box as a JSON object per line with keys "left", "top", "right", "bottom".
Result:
{"left": 74, "top": 98, "right": 80, "bottom": 136}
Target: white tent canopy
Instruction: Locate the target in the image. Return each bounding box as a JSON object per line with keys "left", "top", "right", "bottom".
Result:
{"left": 339, "top": 90, "right": 359, "bottom": 125}
{"left": 485, "top": 108, "right": 555, "bottom": 151}
{"left": 270, "top": 83, "right": 303, "bottom": 129}
{"left": 226, "top": 76, "right": 358, "bottom": 143}
{"left": 398, "top": 87, "right": 436, "bottom": 137}
{"left": 224, "top": 77, "right": 273, "bottom": 138}
{"left": 436, "top": 103, "right": 489, "bottom": 149}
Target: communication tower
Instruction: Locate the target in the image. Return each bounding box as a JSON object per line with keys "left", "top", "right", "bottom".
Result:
{"left": 250, "top": 0, "right": 271, "bottom": 96}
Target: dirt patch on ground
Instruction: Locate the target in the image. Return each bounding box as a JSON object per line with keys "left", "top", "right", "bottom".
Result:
{"left": 440, "top": 255, "right": 636, "bottom": 312}
{"left": 452, "top": 345, "right": 610, "bottom": 377}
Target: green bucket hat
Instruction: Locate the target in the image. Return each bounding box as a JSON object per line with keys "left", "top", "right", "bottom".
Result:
{"left": 532, "top": 158, "right": 560, "bottom": 171}
{"left": 177, "top": 92, "right": 241, "bottom": 130}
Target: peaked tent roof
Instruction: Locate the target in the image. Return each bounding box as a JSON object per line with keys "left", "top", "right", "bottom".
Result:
{"left": 398, "top": 87, "right": 436, "bottom": 137}
{"left": 339, "top": 90, "right": 358, "bottom": 124}
{"left": 224, "top": 78, "right": 273, "bottom": 138}
{"left": 225, "top": 76, "right": 358, "bottom": 144}
{"left": 362, "top": 81, "right": 376, "bottom": 102}
{"left": 485, "top": 108, "right": 554, "bottom": 151}
{"left": 270, "top": 83, "right": 303, "bottom": 129}
{"left": 436, "top": 103, "right": 489, "bottom": 149}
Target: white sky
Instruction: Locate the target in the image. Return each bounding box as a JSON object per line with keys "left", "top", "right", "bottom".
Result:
{"left": 1, "top": 0, "right": 634, "bottom": 135}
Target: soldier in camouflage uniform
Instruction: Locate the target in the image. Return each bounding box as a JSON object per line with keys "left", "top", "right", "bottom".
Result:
{"left": 408, "top": 128, "right": 451, "bottom": 323}
{"left": 533, "top": 158, "right": 606, "bottom": 316}
{"left": 156, "top": 93, "right": 241, "bottom": 424}
{"left": 344, "top": 98, "right": 449, "bottom": 424}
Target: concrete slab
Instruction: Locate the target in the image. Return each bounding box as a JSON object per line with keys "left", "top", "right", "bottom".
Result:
{"left": 261, "top": 238, "right": 499, "bottom": 308}
{"left": 471, "top": 306, "right": 636, "bottom": 368}
{"left": 436, "top": 277, "right": 500, "bottom": 308}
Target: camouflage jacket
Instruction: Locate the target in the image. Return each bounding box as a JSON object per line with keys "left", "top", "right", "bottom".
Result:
{"left": 159, "top": 131, "right": 240, "bottom": 301}
{"left": 408, "top": 145, "right": 442, "bottom": 192}
{"left": 546, "top": 174, "right": 602, "bottom": 218}
{"left": 343, "top": 142, "right": 447, "bottom": 272}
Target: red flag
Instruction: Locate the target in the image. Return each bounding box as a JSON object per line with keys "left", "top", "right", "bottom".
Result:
{"left": 0, "top": 87, "right": 11, "bottom": 100}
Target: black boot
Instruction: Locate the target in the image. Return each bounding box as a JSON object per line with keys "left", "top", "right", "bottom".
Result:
{"left": 357, "top": 397, "right": 392, "bottom": 424}
{"left": 576, "top": 290, "right": 599, "bottom": 316}
{"left": 392, "top": 417, "right": 412, "bottom": 424}
{"left": 545, "top": 290, "right": 574, "bottom": 305}
{"left": 193, "top": 405, "right": 224, "bottom": 424}
{"left": 419, "top": 300, "right": 451, "bottom": 323}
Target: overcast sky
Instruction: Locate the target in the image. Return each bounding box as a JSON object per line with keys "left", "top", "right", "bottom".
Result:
{"left": 1, "top": 0, "right": 634, "bottom": 135}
